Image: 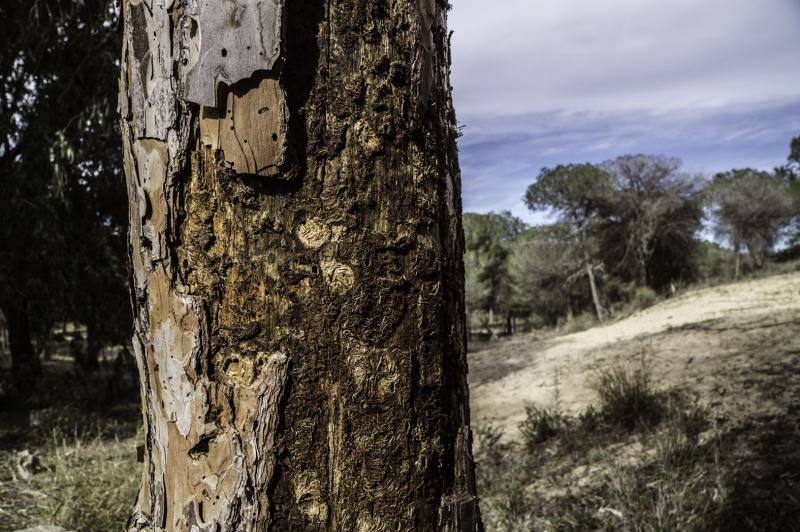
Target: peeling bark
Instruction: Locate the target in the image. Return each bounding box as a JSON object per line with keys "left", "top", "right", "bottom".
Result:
{"left": 184, "top": 0, "right": 284, "bottom": 108}
{"left": 121, "top": 0, "right": 481, "bottom": 530}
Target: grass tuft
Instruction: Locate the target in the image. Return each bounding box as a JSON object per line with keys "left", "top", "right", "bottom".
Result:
{"left": 592, "top": 354, "right": 664, "bottom": 429}
{"left": 475, "top": 393, "right": 728, "bottom": 531}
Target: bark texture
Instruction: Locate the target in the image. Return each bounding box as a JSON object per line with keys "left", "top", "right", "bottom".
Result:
{"left": 120, "top": 0, "right": 481, "bottom": 530}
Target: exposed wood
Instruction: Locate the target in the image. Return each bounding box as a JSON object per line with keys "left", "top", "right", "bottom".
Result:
{"left": 199, "top": 75, "right": 287, "bottom": 177}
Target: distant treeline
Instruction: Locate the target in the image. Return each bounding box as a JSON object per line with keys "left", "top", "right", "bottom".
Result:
{"left": 465, "top": 141, "right": 800, "bottom": 334}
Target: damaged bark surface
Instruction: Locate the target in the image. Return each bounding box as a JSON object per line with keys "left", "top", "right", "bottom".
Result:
{"left": 120, "top": 0, "right": 481, "bottom": 530}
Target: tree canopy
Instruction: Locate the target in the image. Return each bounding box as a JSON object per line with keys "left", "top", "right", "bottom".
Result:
{"left": 465, "top": 147, "right": 800, "bottom": 332}
{"left": 709, "top": 169, "right": 795, "bottom": 269}
{"left": 596, "top": 155, "right": 704, "bottom": 289}
{"left": 0, "top": 0, "right": 129, "bottom": 386}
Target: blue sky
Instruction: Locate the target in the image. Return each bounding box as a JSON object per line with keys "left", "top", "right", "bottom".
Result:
{"left": 449, "top": 0, "right": 800, "bottom": 224}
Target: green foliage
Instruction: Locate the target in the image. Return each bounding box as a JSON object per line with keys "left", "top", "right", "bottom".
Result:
{"left": 515, "top": 154, "right": 707, "bottom": 329}
{"left": 776, "top": 135, "right": 800, "bottom": 181}
{"left": 524, "top": 164, "right": 610, "bottom": 319}
{"left": 774, "top": 136, "right": 800, "bottom": 246}
{"left": 696, "top": 240, "right": 735, "bottom": 281}
{"left": 463, "top": 212, "right": 525, "bottom": 331}
{"left": 524, "top": 163, "right": 613, "bottom": 221}
{"left": 790, "top": 136, "right": 800, "bottom": 168}
{"left": 469, "top": 142, "right": 799, "bottom": 335}
{"left": 709, "top": 168, "right": 795, "bottom": 269}
{"left": 596, "top": 155, "right": 704, "bottom": 290}
{"left": 507, "top": 224, "right": 589, "bottom": 326}
{"left": 632, "top": 287, "right": 659, "bottom": 310}
{"left": 464, "top": 250, "right": 491, "bottom": 319}
{"left": 771, "top": 244, "right": 800, "bottom": 263}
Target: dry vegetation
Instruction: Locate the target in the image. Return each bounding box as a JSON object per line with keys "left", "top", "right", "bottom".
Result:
{"left": 0, "top": 362, "right": 140, "bottom": 531}
{"left": 471, "top": 271, "right": 800, "bottom": 531}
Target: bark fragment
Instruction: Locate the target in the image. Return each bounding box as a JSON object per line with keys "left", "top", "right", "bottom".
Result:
{"left": 184, "top": 0, "right": 284, "bottom": 108}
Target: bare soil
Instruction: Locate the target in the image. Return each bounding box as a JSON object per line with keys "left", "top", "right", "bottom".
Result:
{"left": 469, "top": 272, "right": 800, "bottom": 439}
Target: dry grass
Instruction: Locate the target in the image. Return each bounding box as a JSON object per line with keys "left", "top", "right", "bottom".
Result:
{"left": 475, "top": 396, "right": 724, "bottom": 531}
{"left": 0, "top": 360, "right": 141, "bottom": 532}
{"left": 0, "top": 424, "right": 140, "bottom": 531}
{"left": 474, "top": 352, "right": 800, "bottom": 531}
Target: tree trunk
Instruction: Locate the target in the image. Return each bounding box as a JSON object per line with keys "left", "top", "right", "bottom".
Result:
{"left": 734, "top": 242, "right": 742, "bottom": 279}
{"left": 120, "top": 1, "right": 481, "bottom": 531}
{"left": 582, "top": 250, "right": 605, "bottom": 322}
{"left": 585, "top": 263, "right": 605, "bottom": 322}
{"left": 0, "top": 298, "right": 41, "bottom": 395}
{"left": 637, "top": 256, "right": 648, "bottom": 288}
{"left": 746, "top": 242, "right": 764, "bottom": 270}
{"left": 76, "top": 322, "right": 101, "bottom": 370}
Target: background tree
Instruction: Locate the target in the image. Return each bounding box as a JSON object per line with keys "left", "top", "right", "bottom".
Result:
{"left": 463, "top": 212, "right": 525, "bottom": 334}
{"left": 524, "top": 164, "right": 611, "bottom": 321}
{"left": 464, "top": 250, "right": 492, "bottom": 335}
{"left": 776, "top": 135, "right": 800, "bottom": 246}
{"left": 508, "top": 224, "right": 594, "bottom": 326}
{"left": 709, "top": 169, "right": 795, "bottom": 275}
{"left": 776, "top": 135, "right": 800, "bottom": 181}
{"left": 120, "top": 1, "right": 481, "bottom": 529}
{"left": 597, "top": 155, "right": 703, "bottom": 289}
{"left": 0, "top": 0, "right": 129, "bottom": 394}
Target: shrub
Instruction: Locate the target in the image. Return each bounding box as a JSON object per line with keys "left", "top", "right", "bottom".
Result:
{"left": 520, "top": 404, "right": 567, "bottom": 447}
{"left": 474, "top": 386, "right": 734, "bottom": 532}
{"left": 633, "top": 287, "right": 659, "bottom": 310}
{"left": 578, "top": 404, "right": 600, "bottom": 432}
{"left": 560, "top": 312, "right": 597, "bottom": 335}
{"left": 592, "top": 356, "right": 664, "bottom": 429}
{"left": 656, "top": 404, "right": 711, "bottom": 470}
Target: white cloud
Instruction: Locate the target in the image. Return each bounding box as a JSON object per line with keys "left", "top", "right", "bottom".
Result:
{"left": 449, "top": 0, "right": 800, "bottom": 116}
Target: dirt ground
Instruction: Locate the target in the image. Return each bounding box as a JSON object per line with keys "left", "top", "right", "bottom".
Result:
{"left": 468, "top": 272, "right": 800, "bottom": 439}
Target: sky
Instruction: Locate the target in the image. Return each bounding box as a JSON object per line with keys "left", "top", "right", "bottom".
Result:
{"left": 449, "top": 0, "right": 800, "bottom": 224}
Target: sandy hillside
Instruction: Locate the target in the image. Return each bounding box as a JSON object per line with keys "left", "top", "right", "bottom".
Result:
{"left": 469, "top": 272, "right": 800, "bottom": 438}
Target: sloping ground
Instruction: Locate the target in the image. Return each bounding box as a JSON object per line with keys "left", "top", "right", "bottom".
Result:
{"left": 469, "top": 272, "right": 800, "bottom": 438}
